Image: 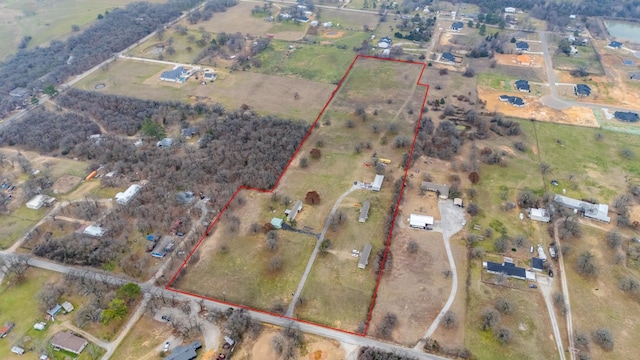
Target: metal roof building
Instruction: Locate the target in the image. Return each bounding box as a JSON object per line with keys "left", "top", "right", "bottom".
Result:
{"left": 554, "top": 194, "right": 610, "bottom": 223}
{"left": 359, "top": 201, "right": 370, "bottom": 223}
{"left": 115, "top": 184, "right": 141, "bottom": 205}
{"left": 286, "top": 200, "right": 303, "bottom": 221}
{"left": 83, "top": 225, "right": 107, "bottom": 237}
{"left": 371, "top": 174, "right": 384, "bottom": 191}
{"left": 484, "top": 261, "right": 526, "bottom": 280}
{"left": 358, "top": 243, "right": 372, "bottom": 269}
{"left": 421, "top": 182, "right": 449, "bottom": 199}
{"left": 529, "top": 208, "right": 550, "bottom": 223}
{"left": 409, "top": 214, "right": 434, "bottom": 229}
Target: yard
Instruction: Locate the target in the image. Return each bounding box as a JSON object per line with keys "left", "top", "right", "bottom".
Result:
{"left": 0, "top": 0, "right": 165, "bottom": 61}
{"left": 549, "top": 35, "right": 605, "bottom": 75}
{"left": 109, "top": 315, "right": 173, "bottom": 360}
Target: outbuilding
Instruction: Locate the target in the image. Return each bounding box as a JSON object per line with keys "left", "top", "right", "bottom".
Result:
{"left": 115, "top": 184, "right": 141, "bottom": 205}
{"left": 371, "top": 174, "right": 384, "bottom": 191}
{"left": 531, "top": 257, "right": 544, "bottom": 271}
{"left": 409, "top": 214, "right": 434, "bottom": 229}
{"left": 358, "top": 243, "right": 372, "bottom": 269}
{"left": 271, "top": 218, "right": 284, "bottom": 229}
{"left": 285, "top": 200, "right": 303, "bottom": 221}
{"left": 359, "top": 201, "right": 370, "bottom": 223}
{"left": 529, "top": 208, "right": 550, "bottom": 223}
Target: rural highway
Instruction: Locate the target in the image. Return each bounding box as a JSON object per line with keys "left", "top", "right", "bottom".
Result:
{"left": 286, "top": 183, "right": 360, "bottom": 317}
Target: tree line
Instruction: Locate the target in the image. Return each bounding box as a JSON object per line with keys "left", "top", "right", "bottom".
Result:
{"left": 0, "top": 0, "right": 206, "bottom": 117}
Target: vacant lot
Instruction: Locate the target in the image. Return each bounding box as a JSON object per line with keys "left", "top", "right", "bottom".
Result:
{"left": 110, "top": 314, "right": 173, "bottom": 360}
{"left": 73, "top": 58, "right": 335, "bottom": 122}
{"left": 0, "top": 0, "right": 164, "bottom": 61}
{"left": 549, "top": 35, "right": 605, "bottom": 75}
{"left": 562, "top": 228, "right": 640, "bottom": 360}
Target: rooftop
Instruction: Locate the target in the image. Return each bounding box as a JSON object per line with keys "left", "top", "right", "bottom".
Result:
{"left": 486, "top": 261, "right": 526, "bottom": 278}
{"left": 516, "top": 41, "right": 529, "bottom": 50}
{"left": 614, "top": 111, "right": 639, "bottom": 122}
{"left": 441, "top": 52, "right": 456, "bottom": 62}
{"left": 50, "top": 331, "right": 88, "bottom": 354}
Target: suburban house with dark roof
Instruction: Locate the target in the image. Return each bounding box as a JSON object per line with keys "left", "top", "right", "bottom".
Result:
{"left": 421, "top": 182, "right": 449, "bottom": 199}
{"left": 499, "top": 95, "right": 525, "bottom": 107}
{"left": 614, "top": 111, "right": 639, "bottom": 122}
{"left": 359, "top": 201, "right": 370, "bottom": 223}
{"left": 440, "top": 52, "right": 456, "bottom": 63}
{"left": 515, "top": 41, "right": 529, "bottom": 51}
{"left": 515, "top": 79, "right": 530, "bottom": 92}
{"left": 166, "top": 341, "right": 202, "bottom": 360}
{"left": 608, "top": 41, "right": 623, "bottom": 49}
{"left": 574, "top": 84, "right": 591, "bottom": 97}
{"left": 285, "top": 200, "right": 303, "bottom": 221}
{"left": 531, "top": 257, "right": 544, "bottom": 271}
{"left": 358, "top": 243, "right": 372, "bottom": 269}
{"left": 484, "top": 261, "right": 527, "bottom": 280}
{"left": 50, "top": 331, "right": 88, "bottom": 355}
{"left": 450, "top": 21, "right": 464, "bottom": 31}
{"left": 160, "top": 67, "right": 185, "bottom": 82}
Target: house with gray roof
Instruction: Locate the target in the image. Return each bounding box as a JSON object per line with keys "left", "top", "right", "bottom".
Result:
{"left": 50, "top": 331, "right": 88, "bottom": 355}
{"left": 285, "top": 200, "right": 303, "bottom": 221}
{"left": 421, "top": 182, "right": 449, "bottom": 199}
{"left": 358, "top": 243, "right": 372, "bottom": 269}
{"left": 553, "top": 194, "right": 610, "bottom": 223}
{"left": 359, "top": 201, "right": 370, "bottom": 223}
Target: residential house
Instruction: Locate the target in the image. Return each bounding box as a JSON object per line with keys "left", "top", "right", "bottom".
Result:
{"left": 0, "top": 322, "right": 15, "bottom": 338}
{"left": 359, "top": 201, "right": 370, "bottom": 223}
{"left": 377, "top": 36, "right": 392, "bottom": 49}
{"left": 285, "top": 200, "right": 303, "bottom": 222}
{"left": 574, "top": 84, "right": 591, "bottom": 97}
{"left": 614, "top": 111, "right": 639, "bottom": 122}
{"left": 166, "top": 341, "right": 202, "bottom": 360}
{"left": 371, "top": 174, "right": 384, "bottom": 191}
{"left": 499, "top": 94, "right": 511, "bottom": 102}
{"left": 553, "top": 194, "right": 610, "bottom": 222}
{"left": 115, "top": 184, "right": 141, "bottom": 205}
{"left": 450, "top": 21, "right": 464, "bottom": 31}
{"left": 50, "top": 331, "right": 88, "bottom": 355}
{"left": 529, "top": 208, "right": 550, "bottom": 222}
{"left": 9, "top": 87, "right": 29, "bottom": 97}
{"left": 440, "top": 52, "right": 456, "bottom": 63}
{"left": 421, "top": 182, "right": 449, "bottom": 199}
{"left": 358, "top": 243, "right": 372, "bottom": 269}
{"left": 484, "top": 261, "right": 527, "bottom": 280}
{"left": 498, "top": 95, "right": 525, "bottom": 107}
{"left": 515, "top": 79, "right": 530, "bottom": 92}
{"left": 608, "top": 41, "right": 623, "bottom": 49}
{"left": 160, "top": 67, "right": 185, "bottom": 82}
{"left": 271, "top": 218, "right": 284, "bottom": 229}
{"left": 26, "top": 194, "right": 56, "bottom": 210}
{"left": 515, "top": 41, "right": 529, "bottom": 52}
{"left": 83, "top": 225, "right": 107, "bottom": 237}
{"left": 409, "top": 214, "right": 434, "bottom": 229}
{"left": 504, "top": 7, "right": 516, "bottom": 13}
{"left": 531, "top": 257, "right": 544, "bottom": 271}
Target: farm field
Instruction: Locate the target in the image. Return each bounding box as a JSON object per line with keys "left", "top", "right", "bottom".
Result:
{"left": 0, "top": 0, "right": 165, "bottom": 61}
{"left": 172, "top": 56, "right": 429, "bottom": 332}
{"left": 73, "top": 58, "right": 335, "bottom": 123}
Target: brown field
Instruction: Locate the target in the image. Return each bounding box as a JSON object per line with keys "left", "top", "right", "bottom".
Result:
{"left": 51, "top": 174, "right": 83, "bottom": 194}
{"left": 562, "top": 227, "right": 640, "bottom": 360}
{"left": 320, "top": 8, "right": 380, "bottom": 30}
{"left": 74, "top": 59, "right": 335, "bottom": 123}
{"left": 478, "top": 88, "right": 599, "bottom": 127}
{"left": 494, "top": 53, "right": 545, "bottom": 68}
{"left": 110, "top": 315, "right": 173, "bottom": 360}
{"left": 178, "top": 2, "right": 306, "bottom": 41}
{"left": 231, "top": 328, "right": 348, "bottom": 359}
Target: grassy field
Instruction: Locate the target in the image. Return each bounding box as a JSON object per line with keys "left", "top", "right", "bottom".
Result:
{"left": 0, "top": 206, "right": 45, "bottom": 249}
{"left": 175, "top": 57, "right": 427, "bottom": 330}
{"left": 109, "top": 315, "right": 173, "bottom": 360}
{"left": 550, "top": 36, "right": 605, "bottom": 75}
{"left": 0, "top": 0, "right": 164, "bottom": 61}
{"left": 131, "top": 28, "right": 205, "bottom": 65}
{"left": 562, "top": 228, "right": 640, "bottom": 360}
{"left": 73, "top": 58, "right": 335, "bottom": 123}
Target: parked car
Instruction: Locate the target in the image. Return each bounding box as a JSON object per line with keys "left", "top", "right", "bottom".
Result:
{"left": 177, "top": 232, "right": 185, "bottom": 236}
{"left": 164, "top": 342, "right": 170, "bottom": 352}
{"left": 529, "top": 284, "right": 537, "bottom": 289}
{"left": 161, "top": 315, "right": 171, "bottom": 322}
{"left": 548, "top": 269, "right": 554, "bottom": 277}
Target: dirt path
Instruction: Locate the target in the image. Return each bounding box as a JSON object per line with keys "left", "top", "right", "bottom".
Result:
{"left": 286, "top": 183, "right": 361, "bottom": 317}
{"left": 538, "top": 275, "right": 567, "bottom": 360}
{"left": 554, "top": 219, "right": 575, "bottom": 360}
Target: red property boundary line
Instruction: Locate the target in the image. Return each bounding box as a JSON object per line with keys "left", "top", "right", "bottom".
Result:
{"left": 167, "top": 55, "right": 430, "bottom": 337}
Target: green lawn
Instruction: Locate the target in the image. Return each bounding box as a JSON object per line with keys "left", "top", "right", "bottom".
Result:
{"left": 551, "top": 39, "right": 605, "bottom": 75}
{"left": 0, "top": 206, "right": 46, "bottom": 249}
{"left": 0, "top": 0, "right": 165, "bottom": 61}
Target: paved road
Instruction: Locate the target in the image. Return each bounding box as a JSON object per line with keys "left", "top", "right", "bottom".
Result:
{"left": 538, "top": 275, "right": 566, "bottom": 360}
{"left": 415, "top": 201, "right": 464, "bottom": 348}
{"left": 286, "top": 183, "right": 360, "bottom": 317}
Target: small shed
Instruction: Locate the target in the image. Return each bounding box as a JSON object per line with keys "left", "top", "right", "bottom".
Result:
{"left": 47, "top": 304, "right": 62, "bottom": 317}
{"left": 359, "top": 201, "right": 370, "bottom": 223}
{"left": 358, "top": 243, "right": 372, "bottom": 269}
{"left": 11, "top": 346, "right": 25, "bottom": 355}
{"left": 0, "top": 322, "right": 15, "bottom": 337}
{"left": 83, "top": 225, "right": 106, "bottom": 237}
{"left": 271, "top": 218, "right": 284, "bottom": 229}
{"left": 453, "top": 198, "right": 463, "bottom": 207}
{"left": 34, "top": 322, "right": 47, "bottom": 331}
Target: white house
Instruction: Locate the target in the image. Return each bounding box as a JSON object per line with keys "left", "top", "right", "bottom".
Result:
{"left": 83, "top": 225, "right": 107, "bottom": 237}
{"left": 529, "top": 208, "right": 550, "bottom": 222}
{"left": 371, "top": 174, "right": 384, "bottom": 191}
{"left": 409, "top": 214, "right": 434, "bottom": 229}
{"left": 505, "top": 7, "right": 516, "bottom": 13}
{"left": 115, "top": 184, "right": 141, "bottom": 205}
{"left": 26, "top": 195, "right": 56, "bottom": 210}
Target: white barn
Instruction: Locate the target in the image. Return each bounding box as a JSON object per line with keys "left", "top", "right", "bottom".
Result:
{"left": 115, "top": 184, "right": 141, "bottom": 205}
{"left": 371, "top": 174, "right": 384, "bottom": 191}
{"left": 409, "top": 214, "right": 434, "bottom": 229}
